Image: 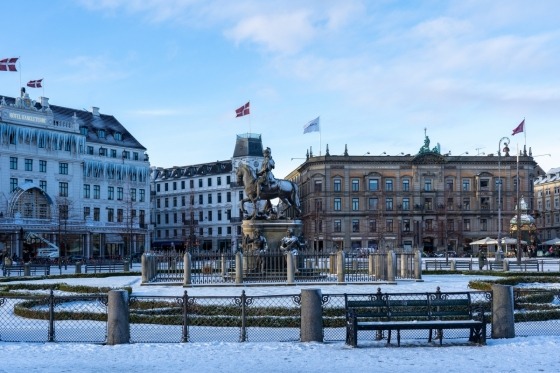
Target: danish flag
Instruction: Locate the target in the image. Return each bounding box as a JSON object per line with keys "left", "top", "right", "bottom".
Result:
{"left": 0, "top": 57, "right": 18, "bottom": 71}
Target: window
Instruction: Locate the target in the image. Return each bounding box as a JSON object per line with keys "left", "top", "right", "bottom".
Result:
{"left": 59, "top": 162, "right": 69, "bottom": 175}
{"left": 207, "top": 211, "right": 212, "bottom": 222}
{"left": 40, "top": 180, "right": 47, "bottom": 191}
{"left": 403, "top": 219, "right": 410, "bottom": 232}
{"left": 207, "top": 178, "right": 212, "bottom": 187}
{"left": 369, "top": 179, "right": 379, "bottom": 191}
{"left": 164, "top": 198, "right": 169, "bottom": 208}
{"left": 385, "top": 179, "right": 393, "bottom": 191}
{"left": 386, "top": 219, "right": 393, "bottom": 232}
{"left": 208, "top": 194, "right": 212, "bottom": 204}
{"left": 334, "top": 220, "right": 342, "bottom": 232}
{"left": 93, "top": 185, "right": 100, "bottom": 199}
{"left": 334, "top": 179, "right": 341, "bottom": 192}
{"left": 424, "top": 197, "right": 432, "bottom": 210}
{"left": 385, "top": 198, "right": 393, "bottom": 211}
{"left": 10, "top": 157, "right": 17, "bottom": 170}
{"left": 117, "top": 187, "right": 123, "bottom": 200}
{"left": 117, "top": 209, "right": 123, "bottom": 223}
{"left": 402, "top": 198, "right": 410, "bottom": 211}
{"left": 10, "top": 178, "right": 18, "bottom": 192}
{"left": 480, "top": 197, "right": 490, "bottom": 210}
{"left": 164, "top": 183, "right": 169, "bottom": 192}
{"left": 84, "top": 206, "right": 90, "bottom": 220}
{"left": 369, "top": 197, "right": 378, "bottom": 210}
{"left": 352, "top": 198, "right": 359, "bottom": 211}
{"left": 480, "top": 179, "right": 489, "bottom": 190}
{"left": 199, "top": 195, "right": 203, "bottom": 204}
{"left": 227, "top": 192, "right": 231, "bottom": 203}
{"left": 97, "top": 129, "right": 105, "bottom": 138}
{"left": 190, "top": 180, "right": 194, "bottom": 188}
{"left": 334, "top": 198, "right": 341, "bottom": 211}
{"left": 446, "top": 179, "right": 454, "bottom": 191}
{"left": 463, "top": 198, "right": 470, "bottom": 210}
{"left": 131, "top": 188, "right": 136, "bottom": 202}
{"left": 173, "top": 182, "right": 177, "bottom": 191}
{"left": 25, "top": 159, "right": 33, "bottom": 171}
{"left": 369, "top": 219, "right": 376, "bottom": 232}
{"left": 111, "top": 149, "right": 117, "bottom": 158}
{"left": 93, "top": 208, "right": 100, "bottom": 221}
{"left": 217, "top": 193, "right": 222, "bottom": 203}
{"left": 227, "top": 176, "right": 231, "bottom": 184}
{"left": 402, "top": 179, "right": 410, "bottom": 191}
{"left": 108, "top": 186, "right": 114, "bottom": 200}
{"left": 314, "top": 180, "right": 322, "bottom": 192}
{"left": 87, "top": 146, "right": 94, "bottom": 155}
{"left": 107, "top": 208, "right": 114, "bottom": 222}
{"left": 425, "top": 219, "right": 433, "bottom": 231}
{"left": 218, "top": 210, "right": 222, "bottom": 221}
{"left": 84, "top": 184, "right": 91, "bottom": 199}
{"left": 352, "top": 179, "right": 359, "bottom": 192}
{"left": 217, "top": 176, "right": 222, "bottom": 186}
{"left": 464, "top": 219, "right": 471, "bottom": 231}
{"left": 39, "top": 160, "right": 47, "bottom": 172}
{"left": 424, "top": 179, "right": 432, "bottom": 191}
{"left": 447, "top": 219, "right": 454, "bottom": 232}
{"left": 462, "top": 179, "right": 470, "bottom": 191}
{"left": 239, "top": 191, "right": 243, "bottom": 201}
{"left": 181, "top": 180, "right": 186, "bottom": 189}
{"left": 59, "top": 182, "right": 69, "bottom": 197}
{"left": 447, "top": 197, "right": 454, "bottom": 210}
{"left": 481, "top": 218, "right": 488, "bottom": 231}
{"left": 352, "top": 219, "right": 360, "bottom": 233}
{"left": 199, "top": 179, "right": 203, "bottom": 188}
{"left": 139, "top": 189, "right": 145, "bottom": 202}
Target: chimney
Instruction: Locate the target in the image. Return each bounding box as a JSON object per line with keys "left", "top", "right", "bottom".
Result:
{"left": 39, "top": 97, "right": 49, "bottom": 108}
{"left": 91, "top": 106, "right": 100, "bottom": 117}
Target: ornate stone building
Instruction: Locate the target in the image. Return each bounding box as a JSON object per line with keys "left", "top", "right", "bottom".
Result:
{"left": 286, "top": 135, "right": 542, "bottom": 255}
{"left": 533, "top": 167, "right": 560, "bottom": 241}
{"left": 0, "top": 88, "right": 151, "bottom": 260}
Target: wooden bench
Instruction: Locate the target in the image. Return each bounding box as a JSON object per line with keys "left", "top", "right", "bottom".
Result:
{"left": 3, "top": 264, "right": 51, "bottom": 277}
{"left": 84, "top": 263, "right": 124, "bottom": 273}
{"left": 508, "top": 260, "right": 539, "bottom": 272}
{"left": 345, "top": 287, "right": 486, "bottom": 347}
{"left": 424, "top": 261, "right": 450, "bottom": 270}
{"left": 424, "top": 260, "right": 472, "bottom": 271}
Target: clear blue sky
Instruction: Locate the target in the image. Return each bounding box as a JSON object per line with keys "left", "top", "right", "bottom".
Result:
{"left": 2, "top": 0, "right": 559, "bottom": 178}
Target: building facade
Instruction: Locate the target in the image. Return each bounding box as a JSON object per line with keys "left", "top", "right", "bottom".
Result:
{"left": 0, "top": 88, "right": 151, "bottom": 260}
{"left": 533, "top": 167, "right": 560, "bottom": 241}
{"left": 151, "top": 133, "right": 265, "bottom": 252}
{"left": 286, "top": 137, "right": 541, "bottom": 255}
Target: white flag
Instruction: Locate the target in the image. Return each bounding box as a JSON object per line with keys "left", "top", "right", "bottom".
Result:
{"left": 303, "top": 116, "right": 320, "bottom": 134}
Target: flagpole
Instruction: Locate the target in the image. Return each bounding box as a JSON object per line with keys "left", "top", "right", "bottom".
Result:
{"left": 523, "top": 117, "right": 526, "bottom": 150}
{"left": 249, "top": 100, "right": 251, "bottom": 134}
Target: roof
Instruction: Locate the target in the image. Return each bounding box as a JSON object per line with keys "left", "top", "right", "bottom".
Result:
{"left": 0, "top": 93, "right": 146, "bottom": 151}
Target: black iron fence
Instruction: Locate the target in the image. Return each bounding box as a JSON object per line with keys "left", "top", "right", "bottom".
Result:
{"left": 2, "top": 288, "right": 560, "bottom": 344}
{"left": 147, "top": 251, "right": 420, "bottom": 284}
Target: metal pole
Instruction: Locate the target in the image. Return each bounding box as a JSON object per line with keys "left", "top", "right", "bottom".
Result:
{"left": 516, "top": 146, "right": 522, "bottom": 264}
{"left": 497, "top": 137, "right": 509, "bottom": 257}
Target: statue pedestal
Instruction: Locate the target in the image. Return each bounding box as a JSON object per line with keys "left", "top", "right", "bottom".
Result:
{"left": 242, "top": 220, "right": 303, "bottom": 253}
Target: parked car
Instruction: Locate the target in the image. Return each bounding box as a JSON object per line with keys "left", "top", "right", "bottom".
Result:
{"left": 68, "top": 255, "right": 85, "bottom": 263}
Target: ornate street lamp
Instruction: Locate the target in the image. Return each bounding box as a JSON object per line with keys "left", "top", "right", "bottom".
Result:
{"left": 498, "top": 137, "right": 510, "bottom": 255}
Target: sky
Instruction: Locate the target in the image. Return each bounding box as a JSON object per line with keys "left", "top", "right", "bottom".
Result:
{"left": 1, "top": 273, "right": 560, "bottom": 372}
{"left": 1, "top": 0, "right": 559, "bottom": 178}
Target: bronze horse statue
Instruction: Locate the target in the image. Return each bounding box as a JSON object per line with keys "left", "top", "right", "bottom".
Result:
{"left": 236, "top": 163, "right": 301, "bottom": 219}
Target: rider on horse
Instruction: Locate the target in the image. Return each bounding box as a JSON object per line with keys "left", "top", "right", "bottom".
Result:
{"left": 257, "top": 147, "right": 275, "bottom": 199}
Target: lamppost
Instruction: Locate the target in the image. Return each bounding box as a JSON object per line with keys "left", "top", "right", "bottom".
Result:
{"left": 498, "top": 137, "right": 510, "bottom": 256}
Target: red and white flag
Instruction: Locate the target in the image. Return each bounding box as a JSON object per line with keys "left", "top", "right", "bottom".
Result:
{"left": 0, "top": 57, "right": 18, "bottom": 71}
{"left": 27, "top": 79, "right": 43, "bottom": 88}
{"left": 512, "top": 119, "right": 525, "bottom": 136}
{"left": 235, "top": 102, "right": 250, "bottom": 117}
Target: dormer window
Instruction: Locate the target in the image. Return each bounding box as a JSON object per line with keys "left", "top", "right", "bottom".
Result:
{"left": 80, "top": 126, "right": 88, "bottom": 136}
{"left": 114, "top": 132, "right": 122, "bottom": 141}
{"left": 98, "top": 129, "right": 105, "bottom": 138}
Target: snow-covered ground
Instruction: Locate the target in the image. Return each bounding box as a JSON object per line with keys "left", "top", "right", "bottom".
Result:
{"left": 1, "top": 273, "right": 559, "bottom": 372}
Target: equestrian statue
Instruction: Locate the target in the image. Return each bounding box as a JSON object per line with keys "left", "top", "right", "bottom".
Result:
{"left": 236, "top": 152, "right": 301, "bottom": 220}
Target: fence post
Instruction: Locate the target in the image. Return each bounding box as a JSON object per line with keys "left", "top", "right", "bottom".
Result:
{"left": 368, "top": 254, "right": 374, "bottom": 276}
{"left": 414, "top": 250, "right": 422, "bottom": 280}
{"left": 287, "top": 252, "right": 295, "bottom": 284}
{"left": 450, "top": 260, "right": 456, "bottom": 271}
{"left": 48, "top": 289, "right": 55, "bottom": 342}
{"left": 240, "top": 290, "right": 247, "bottom": 342}
{"left": 141, "top": 254, "right": 148, "bottom": 283}
{"left": 503, "top": 260, "right": 510, "bottom": 272}
{"left": 491, "top": 284, "right": 515, "bottom": 339}
{"left": 183, "top": 252, "right": 191, "bottom": 286}
{"left": 24, "top": 262, "right": 30, "bottom": 277}
{"left": 375, "top": 253, "right": 385, "bottom": 280}
{"left": 106, "top": 290, "right": 130, "bottom": 345}
{"left": 235, "top": 252, "right": 243, "bottom": 284}
{"left": 387, "top": 250, "right": 396, "bottom": 282}
{"left": 181, "top": 290, "right": 189, "bottom": 343}
{"left": 221, "top": 254, "right": 227, "bottom": 276}
{"left": 337, "top": 251, "right": 345, "bottom": 283}
{"left": 300, "top": 289, "right": 323, "bottom": 342}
